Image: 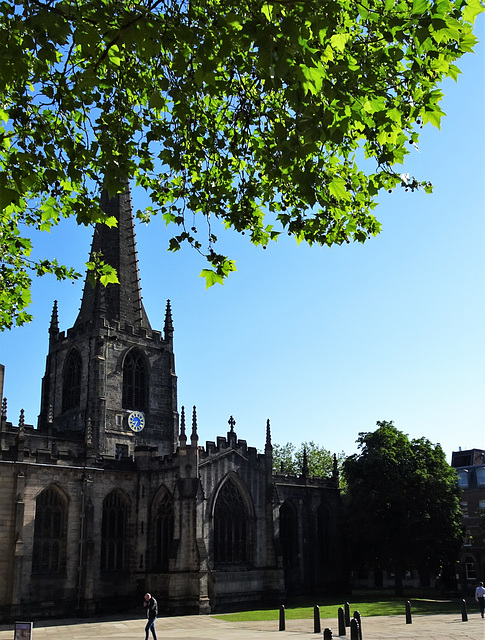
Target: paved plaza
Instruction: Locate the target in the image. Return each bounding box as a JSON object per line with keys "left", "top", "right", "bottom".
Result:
{"left": 0, "top": 611, "right": 483, "bottom": 640}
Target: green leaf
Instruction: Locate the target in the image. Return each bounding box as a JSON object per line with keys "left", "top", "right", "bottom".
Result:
{"left": 261, "top": 3, "right": 274, "bottom": 21}
{"left": 330, "top": 33, "right": 352, "bottom": 53}
{"left": 412, "top": 0, "right": 429, "bottom": 14}
{"left": 199, "top": 269, "right": 224, "bottom": 288}
{"left": 99, "top": 265, "right": 119, "bottom": 286}
{"left": 107, "top": 45, "right": 121, "bottom": 67}
{"left": 463, "top": 0, "right": 485, "bottom": 24}
{"left": 328, "top": 178, "right": 348, "bottom": 200}
{"left": 422, "top": 105, "right": 446, "bottom": 128}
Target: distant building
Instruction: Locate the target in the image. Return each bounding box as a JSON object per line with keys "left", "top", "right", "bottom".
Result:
{"left": 0, "top": 187, "right": 346, "bottom": 622}
{"left": 451, "top": 448, "right": 485, "bottom": 590}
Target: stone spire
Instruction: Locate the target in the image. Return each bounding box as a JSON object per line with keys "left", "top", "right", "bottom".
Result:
{"left": 74, "top": 184, "right": 151, "bottom": 330}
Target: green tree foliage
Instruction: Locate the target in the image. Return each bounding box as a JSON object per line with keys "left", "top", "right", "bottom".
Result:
{"left": 273, "top": 440, "right": 345, "bottom": 478}
{"left": 343, "top": 420, "right": 464, "bottom": 595}
{"left": 1, "top": 0, "right": 483, "bottom": 329}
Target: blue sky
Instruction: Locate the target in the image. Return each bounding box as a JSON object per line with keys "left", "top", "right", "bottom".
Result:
{"left": 1, "top": 19, "right": 484, "bottom": 463}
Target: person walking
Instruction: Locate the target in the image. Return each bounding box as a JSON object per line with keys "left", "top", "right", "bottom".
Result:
{"left": 144, "top": 592, "right": 158, "bottom": 640}
{"left": 476, "top": 581, "right": 485, "bottom": 618}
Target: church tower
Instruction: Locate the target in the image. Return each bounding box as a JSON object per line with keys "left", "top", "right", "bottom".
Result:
{"left": 37, "top": 186, "right": 178, "bottom": 459}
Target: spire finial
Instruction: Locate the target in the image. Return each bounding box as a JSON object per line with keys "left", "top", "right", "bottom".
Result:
{"left": 180, "top": 406, "right": 187, "bottom": 447}
{"left": 164, "top": 299, "right": 174, "bottom": 340}
{"left": 49, "top": 300, "right": 59, "bottom": 335}
{"left": 191, "top": 405, "right": 198, "bottom": 442}
{"left": 333, "top": 453, "right": 339, "bottom": 481}
{"left": 302, "top": 446, "right": 308, "bottom": 478}
{"left": 266, "top": 419, "right": 272, "bottom": 448}
{"left": 228, "top": 415, "right": 236, "bottom": 432}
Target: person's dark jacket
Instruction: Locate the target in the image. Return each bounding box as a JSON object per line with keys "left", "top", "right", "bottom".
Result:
{"left": 146, "top": 597, "right": 158, "bottom": 620}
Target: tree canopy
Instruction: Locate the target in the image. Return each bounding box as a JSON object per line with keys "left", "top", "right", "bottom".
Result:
{"left": 343, "top": 420, "right": 464, "bottom": 595}
{"left": 273, "top": 440, "right": 345, "bottom": 478}
{"left": 1, "top": 0, "right": 483, "bottom": 329}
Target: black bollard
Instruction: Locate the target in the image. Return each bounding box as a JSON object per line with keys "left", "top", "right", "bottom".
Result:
{"left": 353, "top": 611, "right": 362, "bottom": 640}
{"left": 461, "top": 599, "right": 468, "bottom": 622}
{"left": 338, "top": 606, "right": 346, "bottom": 636}
{"left": 344, "top": 602, "right": 351, "bottom": 627}
{"left": 350, "top": 618, "right": 359, "bottom": 640}
{"left": 279, "top": 604, "right": 286, "bottom": 631}
{"left": 405, "top": 600, "right": 412, "bottom": 624}
{"left": 323, "top": 628, "right": 333, "bottom": 640}
{"left": 314, "top": 605, "right": 321, "bottom": 634}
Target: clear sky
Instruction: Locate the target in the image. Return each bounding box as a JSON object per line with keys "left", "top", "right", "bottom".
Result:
{"left": 1, "top": 19, "right": 484, "bottom": 463}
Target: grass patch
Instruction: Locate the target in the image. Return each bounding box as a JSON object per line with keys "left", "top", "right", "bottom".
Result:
{"left": 214, "top": 597, "right": 465, "bottom": 622}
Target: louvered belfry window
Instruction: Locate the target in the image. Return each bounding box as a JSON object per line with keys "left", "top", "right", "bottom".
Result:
{"left": 122, "top": 349, "right": 147, "bottom": 410}
{"left": 62, "top": 349, "right": 82, "bottom": 412}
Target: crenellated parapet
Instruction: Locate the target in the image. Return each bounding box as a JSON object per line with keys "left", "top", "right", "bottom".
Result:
{"left": 50, "top": 318, "right": 166, "bottom": 346}
{"left": 200, "top": 436, "right": 259, "bottom": 463}
{"left": 273, "top": 468, "right": 339, "bottom": 489}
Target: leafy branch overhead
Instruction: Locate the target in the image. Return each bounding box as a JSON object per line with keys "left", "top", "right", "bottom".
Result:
{"left": 0, "top": 0, "right": 483, "bottom": 328}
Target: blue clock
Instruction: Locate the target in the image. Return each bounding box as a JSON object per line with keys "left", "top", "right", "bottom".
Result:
{"left": 128, "top": 411, "right": 145, "bottom": 432}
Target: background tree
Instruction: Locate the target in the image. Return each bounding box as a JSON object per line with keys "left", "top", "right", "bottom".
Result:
{"left": 273, "top": 441, "right": 345, "bottom": 479}
{"left": 343, "top": 421, "right": 463, "bottom": 595}
{"left": 1, "top": 0, "right": 483, "bottom": 329}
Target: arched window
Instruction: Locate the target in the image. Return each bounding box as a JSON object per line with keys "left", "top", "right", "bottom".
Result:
{"left": 317, "top": 503, "right": 330, "bottom": 569}
{"left": 101, "top": 491, "right": 128, "bottom": 572}
{"left": 62, "top": 349, "right": 82, "bottom": 412}
{"left": 280, "top": 500, "right": 299, "bottom": 568}
{"left": 154, "top": 491, "right": 174, "bottom": 572}
{"left": 214, "top": 480, "right": 249, "bottom": 565}
{"left": 32, "top": 486, "right": 67, "bottom": 574}
{"left": 122, "top": 350, "right": 147, "bottom": 410}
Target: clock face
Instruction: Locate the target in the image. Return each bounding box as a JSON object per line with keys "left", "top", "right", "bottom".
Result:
{"left": 128, "top": 411, "right": 145, "bottom": 432}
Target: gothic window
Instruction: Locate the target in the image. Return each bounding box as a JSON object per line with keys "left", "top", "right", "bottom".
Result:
{"left": 122, "top": 349, "right": 147, "bottom": 411}
{"left": 32, "top": 486, "right": 67, "bottom": 575}
{"left": 317, "top": 503, "right": 330, "bottom": 569}
{"left": 101, "top": 491, "right": 128, "bottom": 572}
{"left": 214, "top": 480, "right": 249, "bottom": 565}
{"left": 153, "top": 491, "right": 174, "bottom": 572}
{"left": 280, "top": 500, "right": 299, "bottom": 568}
{"left": 62, "top": 349, "right": 82, "bottom": 412}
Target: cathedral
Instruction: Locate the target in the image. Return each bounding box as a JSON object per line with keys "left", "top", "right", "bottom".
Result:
{"left": 0, "top": 187, "right": 345, "bottom": 621}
